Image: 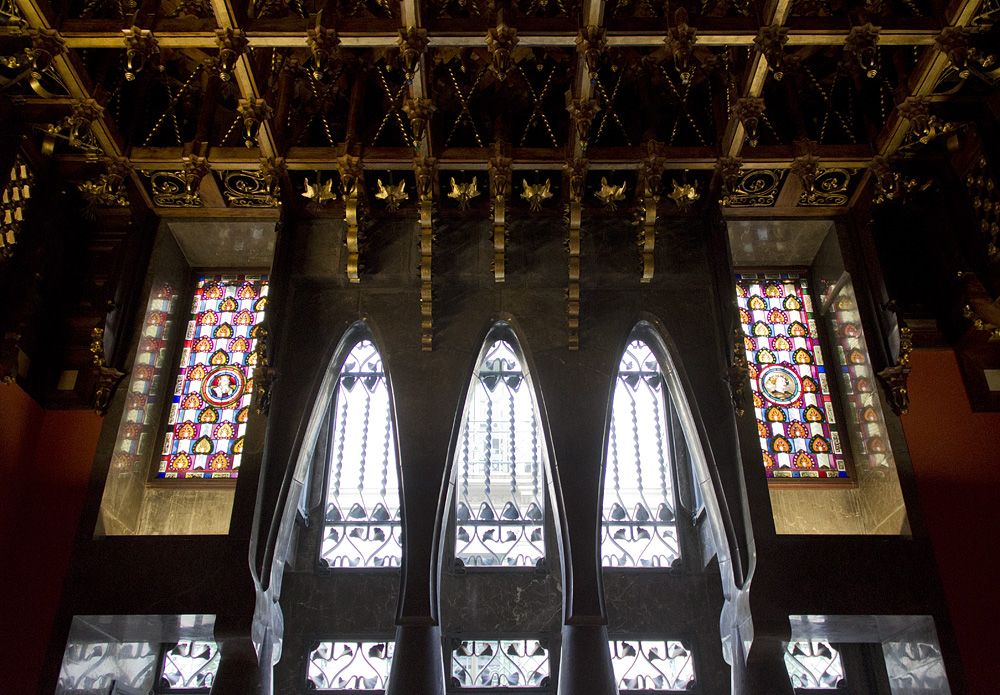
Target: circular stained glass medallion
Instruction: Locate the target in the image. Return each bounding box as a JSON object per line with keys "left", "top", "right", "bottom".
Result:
{"left": 758, "top": 364, "right": 802, "bottom": 406}
{"left": 201, "top": 365, "right": 246, "bottom": 408}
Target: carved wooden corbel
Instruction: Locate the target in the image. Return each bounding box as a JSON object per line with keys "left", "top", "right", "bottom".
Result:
{"left": 575, "top": 26, "right": 607, "bottom": 80}
{"left": 415, "top": 157, "right": 437, "bottom": 350}
{"left": 122, "top": 26, "right": 159, "bottom": 82}
{"left": 714, "top": 156, "right": 743, "bottom": 205}
{"left": 566, "top": 97, "right": 600, "bottom": 150}
{"left": 489, "top": 142, "right": 513, "bottom": 283}
{"left": 403, "top": 97, "right": 436, "bottom": 149}
{"left": 397, "top": 27, "right": 429, "bottom": 82}
{"left": 486, "top": 18, "right": 518, "bottom": 81}
{"left": 564, "top": 158, "right": 588, "bottom": 350}
{"left": 338, "top": 154, "right": 365, "bottom": 283}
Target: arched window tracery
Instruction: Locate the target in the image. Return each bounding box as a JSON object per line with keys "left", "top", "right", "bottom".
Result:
{"left": 452, "top": 337, "right": 547, "bottom": 568}
{"left": 319, "top": 339, "right": 402, "bottom": 568}
{"left": 601, "top": 339, "right": 681, "bottom": 568}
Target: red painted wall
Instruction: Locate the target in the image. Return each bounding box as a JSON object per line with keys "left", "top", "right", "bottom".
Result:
{"left": 0, "top": 384, "right": 103, "bottom": 694}
{"left": 902, "top": 350, "right": 1000, "bottom": 695}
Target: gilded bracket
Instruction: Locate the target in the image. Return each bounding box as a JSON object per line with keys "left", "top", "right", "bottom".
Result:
{"left": 844, "top": 23, "right": 880, "bottom": 78}
{"left": 636, "top": 144, "right": 665, "bottom": 283}
{"left": 733, "top": 97, "right": 765, "bottom": 147}
{"left": 78, "top": 156, "right": 132, "bottom": 211}
{"left": 566, "top": 97, "right": 600, "bottom": 150}
{"left": 215, "top": 28, "right": 248, "bottom": 82}
{"left": 397, "top": 27, "right": 429, "bottom": 82}
{"left": 575, "top": 26, "right": 607, "bottom": 80}
{"left": 122, "top": 26, "right": 159, "bottom": 82}
{"left": 338, "top": 154, "right": 365, "bottom": 283}
{"left": 238, "top": 99, "right": 273, "bottom": 149}
{"left": 488, "top": 142, "right": 512, "bottom": 283}
{"left": 714, "top": 156, "right": 744, "bottom": 205}
{"left": 306, "top": 22, "right": 340, "bottom": 81}
{"left": 486, "top": 18, "right": 518, "bottom": 82}
{"left": 90, "top": 327, "right": 127, "bottom": 416}
{"left": 564, "top": 157, "right": 588, "bottom": 350}
{"left": 726, "top": 326, "right": 750, "bottom": 417}
{"left": 252, "top": 325, "right": 275, "bottom": 415}
{"left": 415, "top": 157, "right": 437, "bottom": 350}
{"left": 403, "top": 97, "right": 436, "bottom": 149}
{"left": 666, "top": 8, "right": 698, "bottom": 84}
{"left": 754, "top": 25, "right": 789, "bottom": 81}
{"left": 877, "top": 326, "right": 912, "bottom": 416}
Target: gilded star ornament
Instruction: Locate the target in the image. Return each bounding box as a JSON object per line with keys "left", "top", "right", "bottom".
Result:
{"left": 596, "top": 177, "right": 627, "bottom": 210}
{"left": 376, "top": 179, "right": 408, "bottom": 211}
{"left": 521, "top": 179, "right": 553, "bottom": 212}
{"left": 448, "top": 176, "right": 480, "bottom": 210}
{"left": 667, "top": 179, "right": 699, "bottom": 210}
{"left": 301, "top": 177, "right": 336, "bottom": 205}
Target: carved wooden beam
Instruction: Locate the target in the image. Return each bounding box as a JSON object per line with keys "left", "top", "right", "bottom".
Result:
{"left": 636, "top": 142, "right": 665, "bottom": 283}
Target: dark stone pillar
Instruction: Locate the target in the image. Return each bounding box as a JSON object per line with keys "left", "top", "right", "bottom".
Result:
{"left": 380, "top": 319, "right": 477, "bottom": 695}
{"left": 385, "top": 624, "right": 447, "bottom": 694}
{"left": 557, "top": 624, "right": 618, "bottom": 695}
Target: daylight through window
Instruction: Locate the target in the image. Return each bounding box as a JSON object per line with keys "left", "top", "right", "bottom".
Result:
{"left": 736, "top": 272, "right": 847, "bottom": 480}
{"left": 159, "top": 274, "right": 268, "bottom": 479}
{"left": 453, "top": 340, "right": 545, "bottom": 568}
{"left": 320, "top": 340, "right": 402, "bottom": 568}
{"left": 601, "top": 340, "right": 680, "bottom": 568}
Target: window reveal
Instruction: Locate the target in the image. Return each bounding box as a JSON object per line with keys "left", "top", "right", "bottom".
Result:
{"left": 736, "top": 272, "right": 847, "bottom": 480}
{"left": 601, "top": 340, "right": 680, "bottom": 568}
{"left": 454, "top": 340, "right": 545, "bottom": 568}
{"left": 158, "top": 274, "right": 268, "bottom": 479}
{"left": 320, "top": 340, "right": 402, "bottom": 568}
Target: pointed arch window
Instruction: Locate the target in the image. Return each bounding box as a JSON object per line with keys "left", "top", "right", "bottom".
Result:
{"left": 601, "top": 339, "right": 680, "bottom": 568}
{"left": 453, "top": 338, "right": 546, "bottom": 568}
{"left": 320, "top": 340, "right": 402, "bottom": 568}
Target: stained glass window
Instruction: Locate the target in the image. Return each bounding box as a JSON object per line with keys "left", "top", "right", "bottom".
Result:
{"left": 783, "top": 640, "right": 845, "bottom": 689}
{"left": 609, "top": 640, "right": 695, "bottom": 691}
{"left": 320, "top": 340, "right": 402, "bottom": 568}
{"left": 736, "top": 272, "right": 847, "bottom": 480}
{"left": 158, "top": 640, "right": 221, "bottom": 690}
{"left": 602, "top": 340, "right": 680, "bottom": 568}
{"left": 450, "top": 639, "right": 550, "bottom": 688}
{"left": 453, "top": 339, "right": 545, "bottom": 568}
{"left": 158, "top": 274, "right": 268, "bottom": 479}
{"left": 307, "top": 640, "right": 394, "bottom": 690}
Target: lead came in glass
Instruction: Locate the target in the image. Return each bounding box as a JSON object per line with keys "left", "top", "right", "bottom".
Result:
{"left": 736, "top": 273, "right": 847, "bottom": 479}
{"left": 454, "top": 341, "right": 545, "bottom": 567}
{"left": 783, "top": 640, "right": 845, "bottom": 689}
{"left": 451, "top": 639, "right": 550, "bottom": 688}
{"left": 320, "top": 340, "right": 402, "bottom": 568}
{"left": 602, "top": 340, "right": 680, "bottom": 568}
{"left": 609, "top": 640, "right": 695, "bottom": 691}
{"left": 158, "top": 275, "right": 268, "bottom": 479}
{"left": 307, "top": 641, "right": 394, "bottom": 690}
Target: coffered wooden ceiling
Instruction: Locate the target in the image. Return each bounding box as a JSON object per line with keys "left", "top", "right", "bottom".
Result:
{"left": 0, "top": 0, "right": 996, "bottom": 217}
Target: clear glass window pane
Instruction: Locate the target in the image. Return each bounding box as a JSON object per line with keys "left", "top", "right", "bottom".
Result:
{"left": 609, "top": 640, "right": 695, "bottom": 691}
{"left": 307, "top": 640, "right": 394, "bottom": 690}
{"left": 320, "top": 340, "right": 402, "bottom": 568}
{"left": 451, "top": 639, "right": 550, "bottom": 688}
{"left": 454, "top": 340, "right": 545, "bottom": 567}
{"left": 601, "top": 340, "right": 680, "bottom": 568}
